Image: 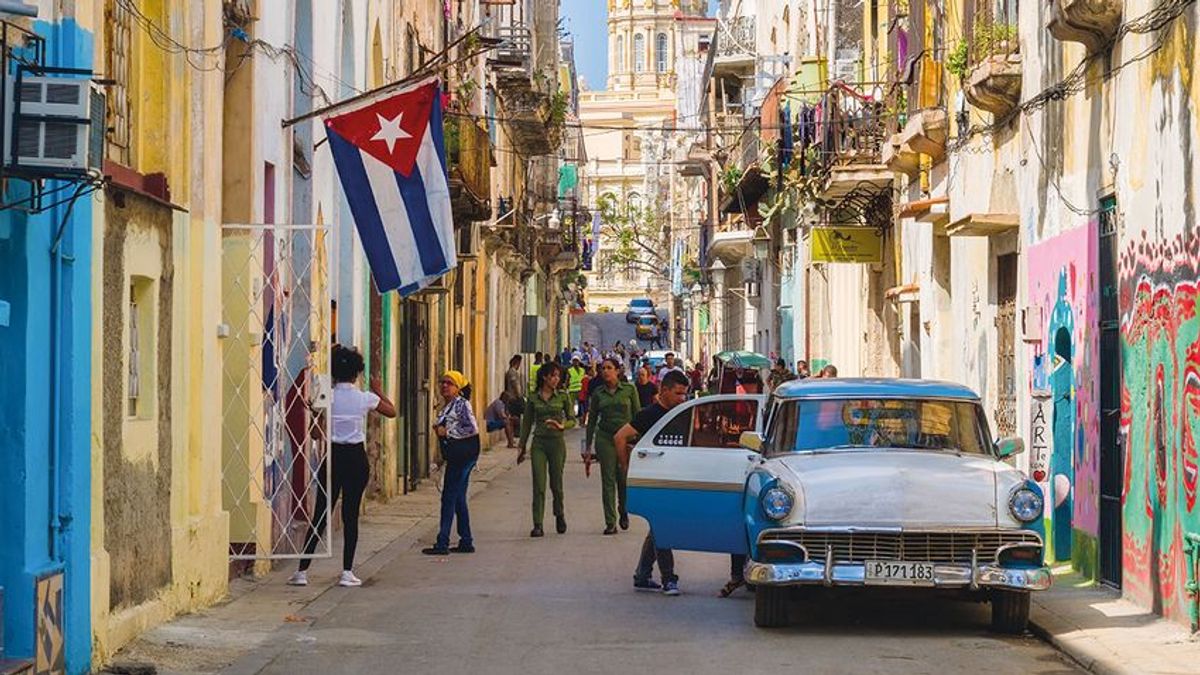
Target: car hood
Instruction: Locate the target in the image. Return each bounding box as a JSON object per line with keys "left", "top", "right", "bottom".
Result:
{"left": 772, "top": 450, "right": 1023, "bottom": 528}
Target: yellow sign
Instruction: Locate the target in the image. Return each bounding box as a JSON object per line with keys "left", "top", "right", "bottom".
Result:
{"left": 811, "top": 227, "right": 883, "bottom": 263}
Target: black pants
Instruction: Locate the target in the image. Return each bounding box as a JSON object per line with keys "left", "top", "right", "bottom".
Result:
{"left": 635, "top": 530, "right": 677, "bottom": 584}
{"left": 299, "top": 442, "right": 370, "bottom": 571}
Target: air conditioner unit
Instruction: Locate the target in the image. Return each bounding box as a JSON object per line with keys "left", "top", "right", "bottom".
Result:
{"left": 4, "top": 75, "right": 103, "bottom": 174}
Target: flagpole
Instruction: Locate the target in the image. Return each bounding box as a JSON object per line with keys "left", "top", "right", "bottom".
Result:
{"left": 281, "top": 26, "right": 494, "bottom": 129}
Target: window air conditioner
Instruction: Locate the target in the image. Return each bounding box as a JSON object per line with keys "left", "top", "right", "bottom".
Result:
{"left": 4, "top": 75, "right": 103, "bottom": 173}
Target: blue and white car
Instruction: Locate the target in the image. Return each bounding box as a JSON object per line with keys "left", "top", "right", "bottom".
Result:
{"left": 627, "top": 378, "right": 1050, "bottom": 632}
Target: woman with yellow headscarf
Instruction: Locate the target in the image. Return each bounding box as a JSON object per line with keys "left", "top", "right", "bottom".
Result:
{"left": 423, "top": 370, "right": 481, "bottom": 555}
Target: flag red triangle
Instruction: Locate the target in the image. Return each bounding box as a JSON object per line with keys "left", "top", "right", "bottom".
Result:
{"left": 324, "top": 81, "right": 437, "bottom": 177}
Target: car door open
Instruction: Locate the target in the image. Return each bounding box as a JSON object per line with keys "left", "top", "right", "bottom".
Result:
{"left": 627, "top": 395, "right": 764, "bottom": 553}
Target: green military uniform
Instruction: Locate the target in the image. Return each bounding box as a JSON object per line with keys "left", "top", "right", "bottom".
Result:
{"left": 585, "top": 381, "right": 640, "bottom": 528}
{"left": 519, "top": 389, "right": 577, "bottom": 527}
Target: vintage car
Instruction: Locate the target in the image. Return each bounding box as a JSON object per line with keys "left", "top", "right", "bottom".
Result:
{"left": 627, "top": 378, "right": 1050, "bottom": 632}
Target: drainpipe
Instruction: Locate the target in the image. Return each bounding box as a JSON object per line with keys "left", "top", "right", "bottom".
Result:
{"left": 0, "top": 1, "right": 37, "bottom": 17}
{"left": 48, "top": 184, "right": 87, "bottom": 561}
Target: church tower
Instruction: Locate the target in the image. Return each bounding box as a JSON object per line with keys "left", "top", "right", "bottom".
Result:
{"left": 606, "top": 0, "right": 708, "bottom": 91}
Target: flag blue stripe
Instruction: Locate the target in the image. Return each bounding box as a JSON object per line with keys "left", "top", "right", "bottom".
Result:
{"left": 327, "top": 127, "right": 404, "bottom": 293}
{"left": 395, "top": 164, "right": 449, "bottom": 277}
{"left": 426, "top": 92, "right": 449, "bottom": 177}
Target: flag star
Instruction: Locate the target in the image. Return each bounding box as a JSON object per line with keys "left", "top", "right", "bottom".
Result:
{"left": 371, "top": 112, "right": 411, "bottom": 154}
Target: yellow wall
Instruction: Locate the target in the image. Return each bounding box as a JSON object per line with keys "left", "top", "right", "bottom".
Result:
{"left": 90, "top": 0, "right": 228, "bottom": 662}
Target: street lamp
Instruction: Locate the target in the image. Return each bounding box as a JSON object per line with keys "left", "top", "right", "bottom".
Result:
{"left": 709, "top": 258, "right": 727, "bottom": 288}
{"left": 752, "top": 225, "right": 771, "bottom": 261}
{"left": 689, "top": 282, "right": 703, "bottom": 302}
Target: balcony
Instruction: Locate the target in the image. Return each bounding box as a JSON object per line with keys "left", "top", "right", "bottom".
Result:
{"left": 489, "top": 22, "right": 557, "bottom": 155}
{"left": 715, "top": 15, "right": 755, "bottom": 68}
{"left": 883, "top": 133, "right": 921, "bottom": 176}
{"left": 1048, "top": 0, "right": 1122, "bottom": 52}
{"left": 963, "top": 17, "right": 1021, "bottom": 116}
{"left": 445, "top": 116, "right": 493, "bottom": 222}
{"left": 815, "top": 87, "right": 894, "bottom": 201}
{"left": 898, "top": 108, "right": 948, "bottom": 161}
{"left": 490, "top": 25, "right": 532, "bottom": 87}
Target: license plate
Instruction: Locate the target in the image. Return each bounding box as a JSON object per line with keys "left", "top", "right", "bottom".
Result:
{"left": 864, "top": 560, "right": 936, "bottom": 586}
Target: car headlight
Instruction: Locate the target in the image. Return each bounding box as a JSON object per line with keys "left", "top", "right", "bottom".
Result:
{"left": 761, "top": 486, "right": 794, "bottom": 521}
{"left": 1009, "top": 487, "right": 1043, "bottom": 523}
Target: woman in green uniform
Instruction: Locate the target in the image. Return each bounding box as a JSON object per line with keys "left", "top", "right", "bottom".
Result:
{"left": 518, "top": 361, "right": 576, "bottom": 537}
{"left": 585, "top": 357, "right": 640, "bottom": 535}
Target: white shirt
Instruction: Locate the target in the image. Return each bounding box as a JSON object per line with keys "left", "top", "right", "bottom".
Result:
{"left": 330, "top": 383, "right": 380, "bottom": 444}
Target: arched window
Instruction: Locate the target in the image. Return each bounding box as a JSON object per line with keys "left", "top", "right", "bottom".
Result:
{"left": 615, "top": 34, "right": 625, "bottom": 72}
{"left": 633, "top": 33, "right": 645, "bottom": 72}
{"left": 655, "top": 33, "right": 668, "bottom": 72}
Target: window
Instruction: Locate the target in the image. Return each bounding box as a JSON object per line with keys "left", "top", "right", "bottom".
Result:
{"left": 615, "top": 34, "right": 625, "bottom": 72}
{"left": 773, "top": 398, "right": 992, "bottom": 456}
{"left": 655, "top": 33, "right": 668, "bottom": 73}
{"left": 127, "top": 276, "right": 156, "bottom": 418}
{"left": 633, "top": 33, "right": 645, "bottom": 72}
{"left": 653, "top": 400, "right": 760, "bottom": 449}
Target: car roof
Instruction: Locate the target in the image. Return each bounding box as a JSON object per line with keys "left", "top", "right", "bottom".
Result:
{"left": 645, "top": 350, "right": 672, "bottom": 358}
{"left": 773, "top": 377, "right": 981, "bottom": 401}
{"left": 630, "top": 298, "right": 653, "bottom": 305}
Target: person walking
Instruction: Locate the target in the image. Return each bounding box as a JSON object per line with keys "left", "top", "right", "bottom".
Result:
{"left": 518, "top": 361, "right": 576, "bottom": 537}
{"left": 504, "top": 355, "right": 525, "bottom": 446}
{"left": 566, "top": 356, "right": 586, "bottom": 414}
{"left": 614, "top": 370, "right": 692, "bottom": 595}
{"left": 576, "top": 363, "right": 595, "bottom": 427}
{"left": 529, "top": 351, "right": 545, "bottom": 392}
{"left": 423, "top": 371, "right": 482, "bottom": 555}
{"left": 635, "top": 364, "right": 658, "bottom": 408}
{"left": 289, "top": 345, "right": 396, "bottom": 588}
{"left": 585, "top": 357, "right": 640, "bottom": 535}
{"left": 768, "top": 358, "right": 796, "bottom": 391}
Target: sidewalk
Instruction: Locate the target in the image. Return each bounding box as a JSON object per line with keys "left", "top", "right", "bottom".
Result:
{"left": 102, "top": 444, "right": 518, "bottom": 675}
{"left": 1029, "top": 565, "right": 1199, "bottom": 675}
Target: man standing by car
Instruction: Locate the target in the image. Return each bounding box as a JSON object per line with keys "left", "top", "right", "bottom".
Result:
{"left": 614, "top": 370, "right": 691, "bottom": 596}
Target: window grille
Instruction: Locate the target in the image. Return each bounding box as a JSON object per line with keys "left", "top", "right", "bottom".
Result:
{"left": 105, "top": 0, "right": 131, "bottom": 165}
{"left": 655, "top": 33, "right": 668, "bottom": 73}
{"left": 633, "top": 34, "right": 645, "bottom": 72}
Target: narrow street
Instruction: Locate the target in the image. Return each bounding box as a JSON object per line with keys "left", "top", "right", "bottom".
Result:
{"left": 241, "top": 430, "right": 1079, "bottom": 675}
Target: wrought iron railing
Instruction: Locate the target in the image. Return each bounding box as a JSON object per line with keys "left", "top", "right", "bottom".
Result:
{"left": 494, "top": 24, "right": 532, "bottom": 76}
{"left": 812, "top": 85, "right": 891, "bottom": 173}
{"left": 716, "top": 15, "right": 755, "bottom": 60}
{"left": 966, "top": 0, "right": 1019, "bottom": 66}
{"left": 445, "top": 116, "right": 491, "bottom": 206}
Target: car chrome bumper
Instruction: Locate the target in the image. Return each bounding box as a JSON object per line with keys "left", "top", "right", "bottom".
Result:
{"left": 744, "top": 560, "right": 1052, "bottom": 591}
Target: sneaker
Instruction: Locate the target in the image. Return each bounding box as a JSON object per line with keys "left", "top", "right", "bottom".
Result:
{"left": 422, "top": 546, "right": 450, "bottom": 555}
{"left": 633, "top": 578, "right": 662, "bottom": 592}
{"left": 338, "top": 570, "right": 363, "bottom": 587}
{"left": 286, "top": 571, "right": 308, "bottom": 586}
{"left": 662, "top": 580, "right": 680, "bottom": 596}
{"left": 450, "top": 543, "right": 475, "bottom": 553}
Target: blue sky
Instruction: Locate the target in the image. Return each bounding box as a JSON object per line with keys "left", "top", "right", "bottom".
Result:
{"left": 563, "top": 1, "right": 719, "bottom": 91}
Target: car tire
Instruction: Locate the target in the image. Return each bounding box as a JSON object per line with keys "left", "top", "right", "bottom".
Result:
{"left": 753, "top": 585, "right": 789, "bottom": 628}
{"left": 990, "top": 590, "right": 1030, "bottom": 634}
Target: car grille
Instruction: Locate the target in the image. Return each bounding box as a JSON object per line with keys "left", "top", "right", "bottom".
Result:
{"left": 758, "top": 529, "right": 1042, "bottom": 564}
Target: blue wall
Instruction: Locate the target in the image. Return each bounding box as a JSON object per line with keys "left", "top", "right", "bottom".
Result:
{"left": 0, "top": 17, "right": 94, "bottom": 674}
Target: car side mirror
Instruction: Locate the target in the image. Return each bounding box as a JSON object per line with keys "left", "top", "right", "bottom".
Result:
{"left": 996, "top": 436, "right": 1025, "bottom": 459}
{"left": 740, "top": 431, "right": 763, "bottom": 453}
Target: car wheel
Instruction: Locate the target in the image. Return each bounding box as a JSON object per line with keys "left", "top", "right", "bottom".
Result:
{"left": 753, "top": 585, "right": 789, "bottom": 628}
{"left": 990, "top": 590, "right": 1030, "bottom": 634}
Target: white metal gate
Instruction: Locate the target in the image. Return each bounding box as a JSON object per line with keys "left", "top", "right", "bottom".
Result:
{"left": 221, "top": 224, "right": 332, "bottom": 560}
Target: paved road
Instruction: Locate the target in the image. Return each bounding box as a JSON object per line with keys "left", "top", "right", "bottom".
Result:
{"left": 574, "top": 311, "right": 669, "bottom": 353}
{"left": 252, "top": 430, "right": 1081, "bottom": 675}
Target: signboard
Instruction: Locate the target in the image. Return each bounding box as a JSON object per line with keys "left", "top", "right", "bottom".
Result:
{"left": 810, "top": 226, "right": 883, "bottom": 263}
{"left": 1029, "top": 394, "right": 1050, "bottom": 482}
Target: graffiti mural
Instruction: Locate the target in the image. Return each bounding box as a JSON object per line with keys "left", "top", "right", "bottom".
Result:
{"left": 1120, "top": 231, "right": 1200, "bottom": 623}
{"left": 1027, "top": 224, "right": 1100, "bottom": 563}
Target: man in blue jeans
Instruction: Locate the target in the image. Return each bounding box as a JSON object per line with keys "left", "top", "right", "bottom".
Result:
{"left": 614, "top": 370, "right": 691, "bottom": 596}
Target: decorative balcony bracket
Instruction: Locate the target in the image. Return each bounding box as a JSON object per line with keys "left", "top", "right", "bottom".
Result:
{"left": 1048, "top": 0, "right": 1123, "bottom": 53}
{"left": 965, "top": 54, "right": 1022, "bottom": 116}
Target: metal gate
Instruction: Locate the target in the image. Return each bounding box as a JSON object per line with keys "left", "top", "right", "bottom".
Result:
{"left": 221, "top": 224, "right": 332, "bottom": 560}
{"left": 1098, "top": 198, "right": 1123, "bottom": 588}
{"left": 995, "top": 254, "right": 1018, "bottom": 437}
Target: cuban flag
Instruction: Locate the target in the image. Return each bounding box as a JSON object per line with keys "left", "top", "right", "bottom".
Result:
{"left": 324, "top": 79, "right": 456, "bottom": 295}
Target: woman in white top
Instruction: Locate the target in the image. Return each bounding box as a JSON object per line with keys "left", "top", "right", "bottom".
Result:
{"left": 289, "top": 345, "right": 395, "bottom": 588}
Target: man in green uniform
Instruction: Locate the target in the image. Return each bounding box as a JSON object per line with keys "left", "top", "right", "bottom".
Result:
{"left": 518, "top": 361, "right": 576, "bottom": 537}
{"left": 584, "top": 357, "right": 640, "bottom": 534}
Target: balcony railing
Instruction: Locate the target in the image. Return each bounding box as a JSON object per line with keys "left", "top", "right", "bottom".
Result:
{"left": 716, "top": 16, "right": 755, "bottom": 61}
{"left": 813, "top": 85, "right": 891, "bottom": 173}
{"left": 493, "top": 24, "right": 532, "bottom": 77}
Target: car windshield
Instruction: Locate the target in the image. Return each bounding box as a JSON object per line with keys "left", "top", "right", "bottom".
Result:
{"left": 631, "top": 299, "right": 652, "bottom": 308}
{"left": 768, "top": 398, "right": 993, "bottom": 456}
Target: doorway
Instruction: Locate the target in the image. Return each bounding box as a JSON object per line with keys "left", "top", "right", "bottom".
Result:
{"left": 1098, "top": 197, "right": 1123, "bottom": 588}
{"left": 995, "top": 253, "right": 1018, "bottom": 437}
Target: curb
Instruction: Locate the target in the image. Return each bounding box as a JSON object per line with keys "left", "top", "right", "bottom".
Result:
{"left": 1028, "top": 615, "right": 1126, "bottom": 675}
